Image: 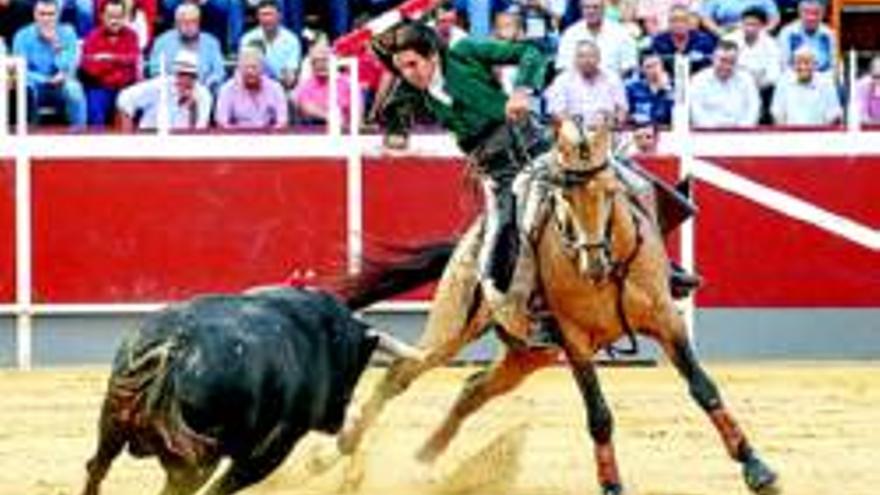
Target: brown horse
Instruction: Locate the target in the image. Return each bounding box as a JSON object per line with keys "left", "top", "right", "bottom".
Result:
{"left": 337, "top": 118, "right": 779, "bottom": 495}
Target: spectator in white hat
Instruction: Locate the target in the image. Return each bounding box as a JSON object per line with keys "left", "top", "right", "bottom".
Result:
{"left": 117, "top": 49, "right": 213, "bottom": 130}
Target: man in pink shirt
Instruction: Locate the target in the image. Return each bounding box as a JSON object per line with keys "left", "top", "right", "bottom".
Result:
{"left": 856, "top": 55, "right": 880, "bottom": 126}
{"left": 292, "top": 44, "right": 351, "bottom": 125}
{"left": 215, "top": 46, "right": 288, "bottom": 129}
{"left": 545, "top": 39, "right": 628, "bottom": 126}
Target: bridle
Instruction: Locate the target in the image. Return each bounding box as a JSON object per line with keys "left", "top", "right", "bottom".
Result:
{"left": 547, "top": 121, "right": 646, "bottom": 357}
{"left": 548, "top": 121, "right": 619, "bottom": 281}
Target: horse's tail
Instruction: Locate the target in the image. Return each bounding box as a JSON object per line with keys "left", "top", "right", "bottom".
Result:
{"left": 339, "top": 239, "right": 458, "bottom": 311}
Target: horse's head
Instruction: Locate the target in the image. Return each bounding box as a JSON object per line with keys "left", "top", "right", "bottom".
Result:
{"left": 550, "top": 115, "right": 622, "bottom": 282}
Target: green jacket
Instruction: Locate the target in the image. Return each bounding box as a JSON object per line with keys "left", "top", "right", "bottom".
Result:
{"left": 382, "top": 38, "right": 548, "bottom": 152}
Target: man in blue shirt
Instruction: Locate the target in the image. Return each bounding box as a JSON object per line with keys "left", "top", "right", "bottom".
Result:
{"left": 651, "top": 4, "right": 717, "bottom": 76}
{"left": 700, "top": 0, "right": 780, "bottom": 37}
{"left": 778, "top": 0, "right": 836, "bottom": 74}
{"left": 239, "top": 0, "right": 302, "bottom": 91}
{"left": 150, "top": 2, "right": 227, "bottom": 93}
{"left": 626, "top": 49, "right": 674, "bottom": 126}
{"left": 13, "top": 0, "right": 86, "bottom": 128}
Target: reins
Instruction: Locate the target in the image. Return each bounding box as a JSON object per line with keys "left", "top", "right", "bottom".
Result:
{"left": 549, "top": 161, "right": 646, "bottom": 358}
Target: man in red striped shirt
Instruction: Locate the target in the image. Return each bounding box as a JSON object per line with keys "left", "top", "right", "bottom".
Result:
{"left": 80, "top": 0, "right": 140, "bottom": 126}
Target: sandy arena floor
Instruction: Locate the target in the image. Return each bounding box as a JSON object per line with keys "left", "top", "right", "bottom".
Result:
{"left": 1, "top": 362, "right": 879, "bottom": 495}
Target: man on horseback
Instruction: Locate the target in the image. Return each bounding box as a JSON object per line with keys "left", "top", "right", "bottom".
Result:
{"left": 368, "top": 21, "right": 698, "bottom": 347}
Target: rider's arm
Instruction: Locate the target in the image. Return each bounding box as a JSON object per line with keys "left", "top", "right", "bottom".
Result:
{"left": 451, "top": 38, "right": 548, "bottom": 93}
{"left": 379, "top": 79, "right": 423, "bottom": 147}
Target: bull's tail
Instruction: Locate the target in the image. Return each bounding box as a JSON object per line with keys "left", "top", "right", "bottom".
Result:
{"left": 339, "top": 240, "right": 457, "bottom": 311}
{"left": 108, "top": 334, "right": 216, "bottom": 462}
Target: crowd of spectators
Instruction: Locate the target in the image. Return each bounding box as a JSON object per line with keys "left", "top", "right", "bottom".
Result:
{"left": 0, "top": 0, "right": 876, "bottom": 133}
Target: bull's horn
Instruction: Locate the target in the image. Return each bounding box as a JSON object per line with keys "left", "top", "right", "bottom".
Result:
{"left": 367, "top": 329, "right": 425, "bottom": 361}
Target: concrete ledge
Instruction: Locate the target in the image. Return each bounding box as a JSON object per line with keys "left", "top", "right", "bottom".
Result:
{"left": 1, "top": 308, "right": 878, "bottom": 367}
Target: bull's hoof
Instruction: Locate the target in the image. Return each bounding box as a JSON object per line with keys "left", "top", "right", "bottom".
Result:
{"left": 600, "top": 482, "right": 624, "bottom": 495}
{"left": 743, "top": 455, "right": 779, "bottom": 494}
{"left": 304, "top": 442, "right": 343, "bottom": 476}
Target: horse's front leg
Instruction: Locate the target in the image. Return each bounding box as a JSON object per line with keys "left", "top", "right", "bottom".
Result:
{"left": 562, "top": 338, "right": 623, "bottom": 495}
{"left": 652, "top": 303, "right": 778, "bottom": 494}
{"left": 661, "top": 335, "right": 778, "bottom": 494}
{"left": 417, "top": 345, "right": 558, "bottom": 464}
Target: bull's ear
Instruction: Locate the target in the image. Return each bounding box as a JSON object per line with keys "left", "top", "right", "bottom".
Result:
{"left": 364, "top": 332, "right": 381, "bottom": 356}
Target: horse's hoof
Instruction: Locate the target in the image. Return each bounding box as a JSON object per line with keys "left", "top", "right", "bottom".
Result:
{"left": 415, "top": 445, "right": 439, "bottom": 465}
{"left": 743, "top": 455, "right": 779, "bottom": 494}
{"left": 600, "top": 481, "right": 624, "bottom": 495}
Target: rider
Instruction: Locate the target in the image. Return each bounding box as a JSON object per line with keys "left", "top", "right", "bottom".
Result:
{"left": 369, "top": 21, "right": 698, "bottom": 346}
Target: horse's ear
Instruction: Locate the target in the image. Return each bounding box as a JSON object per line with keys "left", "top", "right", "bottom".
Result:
{"left": 589, "top": 117, "right": 613, "bottom": 169}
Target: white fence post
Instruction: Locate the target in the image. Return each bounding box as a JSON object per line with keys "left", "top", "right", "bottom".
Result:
{"left": 157, "top": 53, "right": 170, "bottom": 136}
{"left": 328, "top": 55, "right": 342, "bottom": 137}
{"left": 847, "top": 49, "right": 860, "bottom": 134}
{"left": 10, "top": 56, "right": 32, "bottom": 369}
{"left": 672, "top": 54, "right": 697, "bottom": 346}
{"left": 0, "top": 56, "right": 8, "bottom": 138}
{"left": 330, "top": 56, "right": 364, "bottom": 275}
{"left": 344, "top": 58, "right": 363, "bottom": 275}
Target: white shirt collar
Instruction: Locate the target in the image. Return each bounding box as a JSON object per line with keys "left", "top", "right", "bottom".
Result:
{"left": 427, "top": 64, "right": 453, "bottom": 106}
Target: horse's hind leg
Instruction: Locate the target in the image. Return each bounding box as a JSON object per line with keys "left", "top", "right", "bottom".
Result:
{"left": 654, "top": 309, "right": 778, "bottom": 494}
{"left": 416, "top": 347, "right": 558, "bottom": 464}
{"left": 563, "top": 344, "right": 624, "bottom": 495}
{"left": 81, "top": 399, "right": 127, "bottom": 495}
{"left": 338, "top": 302, "right": 491, "bottom": 456}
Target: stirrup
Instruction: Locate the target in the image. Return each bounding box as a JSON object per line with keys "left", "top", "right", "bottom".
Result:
{"left": 669, "top": 262, "right": 702, "bottom": 299}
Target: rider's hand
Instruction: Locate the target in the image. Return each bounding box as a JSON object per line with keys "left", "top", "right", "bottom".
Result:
{"left": 505, "top": 89, "right": 531, "bottom": 122}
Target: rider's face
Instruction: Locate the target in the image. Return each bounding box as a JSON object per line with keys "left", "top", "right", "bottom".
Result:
{"left": 393, "top": 49, "right": 438, "bottom": 91}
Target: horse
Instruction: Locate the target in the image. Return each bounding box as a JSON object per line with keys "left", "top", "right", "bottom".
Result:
{"left": 335, "top": 118, "right": 779, "bottom": 494}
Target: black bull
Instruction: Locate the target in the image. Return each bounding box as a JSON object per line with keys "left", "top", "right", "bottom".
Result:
{"left": 81, "top": 243, "right": 454, "bottom": 495}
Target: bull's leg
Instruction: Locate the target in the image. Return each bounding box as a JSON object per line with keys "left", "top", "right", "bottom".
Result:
{"left": 416, "top": 348, "right": 558, "bottom": 464}
{"left": 655, "top": 308, "right": 778, "bottom": 494}
{"left": 563, "top": 346, "right": 624, "bottom": 495}
{"left": 157, "top": 455, "right": 220, "bottom": 495}
{"left": 81, "top": 399, "right": 127, "bottom": 495}
{"left": 338, "top": 223, "right": 488, "bottom": 456}
{"left": 202, "top": 426, "right": 305, "bottom": 495}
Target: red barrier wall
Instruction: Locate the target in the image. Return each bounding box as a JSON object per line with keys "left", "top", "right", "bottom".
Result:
{"left": 363, "top": 157, "right": 480, "bottom": 299}
{"left": 16, "top": 154, "right": 880, "bottom": 307}
{"left": 0, "top": 160, "right": 14, "bottom": 303}
{"left": 32, "top": 159, "right": 347, "bottom": 303}
{"left": 696, "top": 157, "right": 880, "bottom": 307}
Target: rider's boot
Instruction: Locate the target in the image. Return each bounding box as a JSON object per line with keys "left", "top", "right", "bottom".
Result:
{"left": 669, "top": 261, "right": 703, "bottom": 299}
{"left": 616, "top": 159, "right": 703, "bottom": 298}
{"left": 480, "top": 178, "right": 557, "bottom": 350}
{"left": 656, "top": 177, "right": 702, "bottom": 297}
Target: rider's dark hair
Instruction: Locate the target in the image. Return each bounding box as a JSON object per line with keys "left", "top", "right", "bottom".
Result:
{"left": 387, "top": 21, "right": 442, "bottom": 58}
